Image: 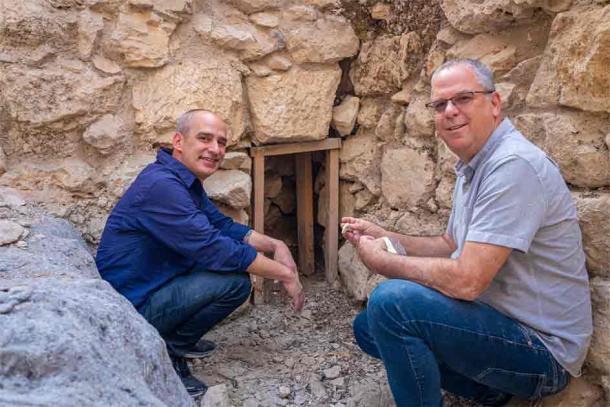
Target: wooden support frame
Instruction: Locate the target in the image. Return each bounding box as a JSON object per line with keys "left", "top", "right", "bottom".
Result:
{"left": 249, "top": 138, "right": 342, "bottom": 303}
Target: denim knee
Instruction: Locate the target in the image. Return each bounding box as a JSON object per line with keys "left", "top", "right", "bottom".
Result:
{"left": 231, "top": 273, "right": 252, "bottom": 304}
{"left": 367, "top": 279, "right": 438, "bottom": 325}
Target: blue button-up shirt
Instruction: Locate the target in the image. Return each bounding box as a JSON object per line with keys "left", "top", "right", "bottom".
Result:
{"left": 96, "top": 148, "right": 257, "bottom": 308}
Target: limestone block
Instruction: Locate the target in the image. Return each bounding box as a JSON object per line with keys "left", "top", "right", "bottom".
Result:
{"left": 265, "top": 173, "right": 283, "bottom": 198}
{"left": 78, "top": 9, "right": 104, "bottom": 59}
{"left": 0, "top": 220, "right": 25, "bottom": 246}
{"left": 541, "top": 113, "right": 610, "bottom": 188}
{"left": 83, "top": 114, "right": 128, "bottom": 154}
{"left": 436, "top": 27, "right": 468, "bottom": 47}
{"left": 0, "top": 147, "right": 6, "bottom": 176}
{"left": 0, "top": 1, "right": 78, "bottom": 64}
{"left": 194, "top": 11, "right": 283, "bottom": 61}
{"left": 357, "top": 97, "right": 389, "bottom": 129}
{"left": 216, "top": 203, "right": 249, "bottom": 225}
{"left": 340, "top": 129, "right": 381, "bottom": 196}
{"left": 435, "top": 176, "right": 455, "bottom": 210}
{"left": 128, "top": 0, "right": 192, "bottom": 21}
{"left": 495, "top": 82, "right": 516, "bottom": 110}
{"left": 391, "top": 88, "right": 413, "bottom": 105}
{"left": 282, "top": 5, "right": 318, "bottom": 21}
{"left": 272, "top": 182, "right": 295, "bottom": 214}
{"left": 0, "top": 187, "right": 26, "bottom": 209}
{"left": 132, "top": 57, "right": 245, "bottom": 145}
{"left": 375, "top": 103, "right": 404, "bottom": 142}
{"left": 338, "top": 242, "right": 371, "bottom": 302}
{"left": 381, "top": 146, "right": 436, "bottom": 210}
{"left": 203, "top": 170, "right": 252, "bottom": 209}
{"left": 52, "top": 158, "right": 95, "bottom": 192}
{"left": 249, "top": 11, "right": 280, "bottom": 28}
{"left": 250, "top": 62, "right": 273, "bottom": 76}
{"left": 0, "top": 61, "right": 124, "bottom": 127}
{"left": 303, "top": 0, "right": 339, "bottom": 10}
{"left": 573, "top": 192, "right": 610, "bottom": 276}
{"left": 266, "top": 54, "right": 292, "bottom": 71}
{"left": 404, "top": 94, "right": 435, "bottom": 138}
{"left": 355, "top": 189, "right": 374, "bottom": 211}
{"left": 246, "top": 65, "right": 341, "bottom": 144}
{"left": 282, "top": 15, "right": 359, "bottom": 64}
{"left": 371, "top": 3, "right": 392, "bottom": 21}
{"left": 332, "top": 96, "right": 360, "bottom": 137}
{"left": 448, "top": 34, "right": 517, "bottom": 73}
{"left": 108, "top": 10, "right": 176, "bottom": 68}
{"left": 589, "top": 278, "right": 610, "bottom": 375}
{"left": 527, "top": 5, "right": 610, "bottom": 113}
{"left": 91, "top": 55, "right": 122, "bottom": 74}
{"left": 394, "top": 211, "right": 447, "bottom": 237}
{"left": 441, "top": 0, "right": 572, "bottom": 34}
{"left": 221, "top": 151, "right": 251, "bottom": 174}
{"left": 227, "top": 0, "right": 280, "bottom": 14}
{"left": 422, "top": 44, "right": 446, "bottom": 81}
{"left": 201, "top": 384, "right": 232, "bottom": 407}
{"left": 350, "top": 32, "right": 422, "bottom": 96}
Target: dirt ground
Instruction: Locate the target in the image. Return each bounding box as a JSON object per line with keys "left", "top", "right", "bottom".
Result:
{"left": 191, "top": 274, "right": 480, "bottom": 407}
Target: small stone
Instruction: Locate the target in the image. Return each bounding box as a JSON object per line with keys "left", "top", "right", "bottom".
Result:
{"left": 279, "top": 385, "right": 291, "bottom": 398}
{"left": 0, "top": 220, "right": 26, "bottom": 246}
{"left": 330, "top": 377, "right": 345, "bottom": 387}
{"left": 370, "top": 3, "right": 391, "bottom": 21}
{"left": 15, "top": 241, "right": 28, "bottom": 249}
{"left": 323, "top": 365, "right": 341, "bottom": 380}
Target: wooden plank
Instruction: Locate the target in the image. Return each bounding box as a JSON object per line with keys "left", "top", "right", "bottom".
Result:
{"left": 251, "top": 151, "right": 266, "bottom": 304}
{"left": 324, "top": 148, "right": 340, "bottom": 283}
{"left": 250, "top": 138, "right": 341, "bottom": 157}
{"left": 295, "top": 152, "right": 315, "bottom": 276}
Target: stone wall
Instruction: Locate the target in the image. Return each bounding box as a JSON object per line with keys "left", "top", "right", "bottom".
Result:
{"left": 0, "top": 0, "right": 608, "bottom": 404}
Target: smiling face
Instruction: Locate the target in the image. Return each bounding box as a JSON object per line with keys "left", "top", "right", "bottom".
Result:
{"left": 172, "top": 111, "right": 228, "bottom": 181}
{"left": 431, "top": 64, "right": 502, "bottom": 162}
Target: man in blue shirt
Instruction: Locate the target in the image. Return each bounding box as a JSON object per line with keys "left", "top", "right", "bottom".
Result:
{"left": 96, "top": 109, "right": 305, "bottom": 398}
{"left": 342, "top": 59, "right": 591, "bottom": 406}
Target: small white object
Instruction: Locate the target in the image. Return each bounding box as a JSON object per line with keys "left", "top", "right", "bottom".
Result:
{"left": 382, "top": 237, "right": 397, "bottom": 254}
{"left": 340, "top": 223, "right": 352, "bottom": 234}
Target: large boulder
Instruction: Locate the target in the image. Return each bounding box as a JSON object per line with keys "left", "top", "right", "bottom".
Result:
{"left": 0, "top": 190, "right": 191, "bottom": 406}
{"left": 527, "top": 5, "right": 610, "bottom": 113}
{"left": 246, "top": 65, "right": 341, "bottom": 144}
{"left": 132, "top": 57, "right": 246, "bottom": 146}
{"left": 203, "top": 169, "right": 252, "bottom": 209}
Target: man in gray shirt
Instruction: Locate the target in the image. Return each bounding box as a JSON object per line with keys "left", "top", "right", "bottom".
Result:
{"left": 342, "top": 59, "right": 592, "bottom": 406}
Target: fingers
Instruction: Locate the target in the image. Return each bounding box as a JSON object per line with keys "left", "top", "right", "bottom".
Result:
{"left": 292, "top": 291, "right": 305, "bottom": 312}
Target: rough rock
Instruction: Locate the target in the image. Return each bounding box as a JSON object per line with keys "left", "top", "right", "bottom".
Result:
{"left": 350, "top": 32, "right": 423, "bottom": 96}
{"left": 338, "top": 242, "right": 371, "bottom": 302}
{"left": 246, "top": 65, "right": 341, "bottom": 144}
{"left": 0, "top": 147, "right": 6, "bottom": 176}
{"left": 340, "top": 129, "right": 381, "bottom": 196}
{"left": 589, "top": 278, "right": 610, "bottom": 376}
{"left": 227, "top": 0, "right": 280, "bottom": 14}
{"left": 83, "top": 114, "right": 128, "bottom": 154}
{"left": 346, "top": 377, "right": 394, "bottom": 407}
{"left": 0, "top": 187, "right": 26, "bottom": 209}
{"left": 272, "top": 182, "right": 296, "bottom": 215}
{"left": 0, "top": 209, "right": 191, "bottom": 406}
{"left": 203, "top": 170, "right": 252, "bottom": 209}
{"left": 371, "top": 3, "right": 392, "bottom": 21}
{"left": 52, "top": 158, "right": 95, "bottom": 193}
{"left": 282, "top": 15, "right": 359, "bottom": 64}
{"left": 249, "top": 11, "right": 279, "bottom": 28}
{"left": 375, "top": 103, "right": 404, "bottom": 142}
{"left": 282, "top": 5, "right": 318, "bottom": 21}
{"left": 318, "top": 182, "right": 355, "bottom": 227}
{"left": 265, "top": 54, "right": 292, "bottom": 71}
{"left": 573, "top": 192, "right": 610, "bottom": 276}
{"left": 533, "top": 377, "right": 604, "bottom": 407}
{"left": 527, "top": 5, "right": 610, "bottom": 113}
{"left": 394, "top": 211, "right": 447, "bottom": 237}
{"left": 332, "top": 96, "right": 360, "bottom": 137}
{"left": 92, "top": 55, "right": 123, "bottom": 74}
{"left": 216, "top": 203, "right": 249, "bottom": 225}
{"left": 304, "top": 0, "right": 339, "bottom": 10}
{"left": 78, "top": 9, "right": 104, "bottom": 59}
{"left": 357, "top": 98, "right": 389, "bottom": 129}
{"left": 0, "top": 220, "right": 25, "bottom": 246}
{"left": 107, "top": 10, "right": 177, "bottom": 68}
{"left": 404, "top": 94, "right": 435, "bottom": 138}
{"left": 265, "top": 173, "right": 283, "bottom": 198}
{"left": 447, "top": 34, "right": 517, "bottom": 73}
{"left": 200, "top": 384, "right": 232, "bottom": 407}
{"left": 221, "top": 151, "right": 252, "bottom": 174}
{"left": 381, "top": 146, "right": 436, "bottom": 210}
{"left": 132, "top": 57, "right": 245, "bottom": 145}
{"left": 441, "top": 0, "right": 571, "bottom": 34}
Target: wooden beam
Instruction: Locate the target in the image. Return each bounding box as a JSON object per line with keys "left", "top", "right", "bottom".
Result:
{"left": 324, "top": 148, "right": 339, "bottom": 283}
{"left": 295, "top": 152, "right": 315, "bottom": 276}
{"left": 250, "top": 138, "right": 340, "bottom": 157}
{"left": 251, "top": 150, "right": 266, "bottom": 304}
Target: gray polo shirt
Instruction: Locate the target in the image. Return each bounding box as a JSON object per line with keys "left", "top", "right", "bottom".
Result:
{"left": 447, "top": 118, "right": 592, "bottom": 376}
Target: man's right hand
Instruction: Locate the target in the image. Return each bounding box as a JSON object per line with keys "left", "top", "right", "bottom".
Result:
{"left": 282, "top": 273, "right": 305, "bottom": 312}
{"left": 341, "top": 217, "right": 386, "bottom": 245}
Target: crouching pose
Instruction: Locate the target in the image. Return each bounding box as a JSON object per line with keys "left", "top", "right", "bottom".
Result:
{"left": 96, "top": 110, "right": 304, "bottom": 398}
{"left": 343, "top": 59, "right": 592, "bottom": 406}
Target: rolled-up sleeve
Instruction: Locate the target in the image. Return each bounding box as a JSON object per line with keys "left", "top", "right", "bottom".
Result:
{"left": 134, "top": 177, "right": 257, "bottom": 272}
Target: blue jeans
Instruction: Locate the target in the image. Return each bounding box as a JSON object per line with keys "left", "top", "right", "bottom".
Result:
{"left": 138, "top": 268, "right": 251, "bottom": 357}
{"left": 353, "top": 280, "right": 569, "bottom": 407}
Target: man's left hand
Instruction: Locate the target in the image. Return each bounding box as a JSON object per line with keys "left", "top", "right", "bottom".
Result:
{"left": 356, "top": 235, "right": 387, "bottom": 274}
{"left": 274, "top": 241, "right": 297, "bottom": 274}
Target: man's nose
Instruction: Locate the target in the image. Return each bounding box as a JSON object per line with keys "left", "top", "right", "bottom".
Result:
{"left": 443, "top": 99, "right": 460, "bottom": 115}
{"left": 207, "top": 139, "right": 221, "bottom": 155}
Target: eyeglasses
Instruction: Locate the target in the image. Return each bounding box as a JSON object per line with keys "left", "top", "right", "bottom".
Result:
{"left": 425, "top": 90, "right": 495, "bottom": 113}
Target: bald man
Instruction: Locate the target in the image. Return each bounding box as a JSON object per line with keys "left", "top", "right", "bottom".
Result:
{"left": 97, "top": 110, "right": 304, "bottom": 398}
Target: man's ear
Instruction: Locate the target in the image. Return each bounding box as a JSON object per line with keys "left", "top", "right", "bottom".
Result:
{"left": 172, "top": 132, "right": 183, "bottom": 153}
{"left": 491, "top": 91, "right": 502, "bottom": 118}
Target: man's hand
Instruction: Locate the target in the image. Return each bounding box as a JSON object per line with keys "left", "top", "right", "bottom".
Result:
{"left": 273, "top": 241, "right": 297, "bottom": 274}
{"left": 282, "top": 273, "right": 305, "bottom": 311}
{"left": 341, "top": 217, "right": 386, "bottom": 245}
{"left": 356, "top": 235, "right": 388, "bottom": 274}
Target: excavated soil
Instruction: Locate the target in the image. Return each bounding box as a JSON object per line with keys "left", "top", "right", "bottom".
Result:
{"left": 191, "top": 274, "right": 480, "bottom": 407}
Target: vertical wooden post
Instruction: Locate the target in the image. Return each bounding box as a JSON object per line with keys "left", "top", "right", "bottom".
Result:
{"left": 295, "top": 152, "right": 315, "bottom": 276}
{"left": 325, "top": 148, "right": 339, "bottom": 283}
{"left": 251, "top": 150, "right": 265, "bottom": 304}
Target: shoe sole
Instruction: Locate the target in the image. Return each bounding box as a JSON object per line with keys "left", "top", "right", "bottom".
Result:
{"left": 187, "top": 388, "right": 208, "bottom": 399}
{"left": 183, "top": 349, "right": 215, "bottom": 359}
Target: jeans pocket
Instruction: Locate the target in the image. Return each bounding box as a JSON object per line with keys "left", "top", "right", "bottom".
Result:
{"left": 475, "top": 368, "right": 545, "bottom": 399}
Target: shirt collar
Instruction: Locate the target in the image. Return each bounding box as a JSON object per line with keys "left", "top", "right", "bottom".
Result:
{"left": 455, "top": 118, "right": 513, "bottom": 182}
{"left": 157, "top": 148, "right": 198, "bottom": 187}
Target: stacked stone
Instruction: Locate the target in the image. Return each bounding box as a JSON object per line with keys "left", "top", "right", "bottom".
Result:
{"left": 334, "top": 1, "right": 609, "bottom": 405}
